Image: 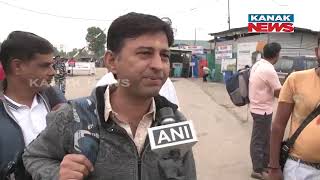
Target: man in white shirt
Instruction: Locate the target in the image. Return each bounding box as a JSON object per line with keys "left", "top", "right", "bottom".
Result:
{"left": 96, "top": 72, "right": 180, "bottom": 107}
{"left": 0, "top": 31, "right": 66, "bottom": 180}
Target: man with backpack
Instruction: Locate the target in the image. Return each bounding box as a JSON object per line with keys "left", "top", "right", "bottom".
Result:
{"left": 23, "top": 12, "right": 196, "bottom": 180}
{"left": 248, "top": 42, "right": 282, "bottom": 179}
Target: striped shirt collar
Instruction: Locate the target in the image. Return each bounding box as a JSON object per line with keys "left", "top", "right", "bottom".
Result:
{"left": 4, "top": 94, "right": 42, "bottom": 110}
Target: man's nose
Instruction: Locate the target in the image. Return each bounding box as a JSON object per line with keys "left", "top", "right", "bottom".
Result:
{"left": 49, "top": 65, "right": 55, "bottom": 76}
{"left": 150, "top": 54, "right": 164, "bottom": 70}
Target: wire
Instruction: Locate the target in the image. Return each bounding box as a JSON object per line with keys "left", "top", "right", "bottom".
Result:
{"left": 271, "top": 0, "right": 288, "bottom": 7}
{"left": 0, "top": 0, "right": 112, "bottom": 22}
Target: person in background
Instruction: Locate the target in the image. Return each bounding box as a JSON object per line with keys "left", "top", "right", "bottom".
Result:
{"left": 0, "top": 31, "right": 67, "bottom": 180}
{"left": 202, "top": 66, "right": 210, "bottom": 82}
{"left": 248, "top": 42, "right": 282, "bottom": 179}
{"left": 53, "top": 55, "right": 67, "bottom": 94}
{"left": 269, "top": 55, "right": 320, "bottom": 180}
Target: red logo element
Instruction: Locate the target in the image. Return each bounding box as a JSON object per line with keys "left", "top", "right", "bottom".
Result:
{"left": 248, "top": 23, "right": 294, "bottom": 33}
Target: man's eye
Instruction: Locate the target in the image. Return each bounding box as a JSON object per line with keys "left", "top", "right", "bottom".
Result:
{"left": 138, "top": 51, "right": 151, "bottom": 55}
{"left": 40, "top": 64, "right": 49, "bottom": 68}
{"left": 162, "top": 54, "right": 170, "bottom": 58}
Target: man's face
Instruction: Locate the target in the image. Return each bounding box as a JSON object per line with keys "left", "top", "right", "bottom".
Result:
{"left": 110, "top": 32, "right": 170, "bottom": 98}
{"left": 19, "top": 53, "right": 55, "bottom": 91}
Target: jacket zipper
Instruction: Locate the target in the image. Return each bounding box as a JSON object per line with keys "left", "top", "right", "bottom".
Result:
{"left": 111, "top": 125, "right": 150, "bottom": 180}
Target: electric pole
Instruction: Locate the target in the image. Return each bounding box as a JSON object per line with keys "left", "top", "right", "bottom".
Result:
{"left": 228, "top": 0, "right": 230, "bottom": 30}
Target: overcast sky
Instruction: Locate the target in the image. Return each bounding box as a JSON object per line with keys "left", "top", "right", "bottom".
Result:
{"left": 0, "top": 0, "right": 318, "bottom": 51}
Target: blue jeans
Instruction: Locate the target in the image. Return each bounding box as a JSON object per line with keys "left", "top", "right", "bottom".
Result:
{"left": 284, "top": 159, "right": 320, "bottom": 180}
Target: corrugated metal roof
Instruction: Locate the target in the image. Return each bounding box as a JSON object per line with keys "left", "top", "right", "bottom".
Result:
{"left": 174, "top": 40, "right": 210, "bottom": 49}
{"left": 208, "top": 26, "right": 319, "bottom": 39}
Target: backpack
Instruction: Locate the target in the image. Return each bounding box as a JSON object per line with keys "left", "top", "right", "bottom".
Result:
{"left": 225, "top": 67, "right": 251, "bottom": 106}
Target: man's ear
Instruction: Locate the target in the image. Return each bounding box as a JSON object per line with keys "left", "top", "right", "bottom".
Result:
{"left": 104, "top": 51, "right": 117, "bottom": 74}
{"left": 10, "top": 59, "right": 25, "bottom": 75}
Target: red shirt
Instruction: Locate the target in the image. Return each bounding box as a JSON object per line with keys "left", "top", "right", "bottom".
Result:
{"left": 0, "top": 63, "right": 5, "bottom": 80}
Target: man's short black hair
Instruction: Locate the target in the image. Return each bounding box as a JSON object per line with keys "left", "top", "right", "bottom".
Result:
{"left": 107, "top": 12, "right": 174, "bottom": 53}
{"left": 263, "top": 42, "right": 282, "bottom": 59}
{"left": 0, "top": 31, "right": 54, "bottom": 74}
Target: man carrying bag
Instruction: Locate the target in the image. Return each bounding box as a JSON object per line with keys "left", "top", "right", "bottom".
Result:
{"left": 269, "top": 63, "right": 320, "bottom": 180}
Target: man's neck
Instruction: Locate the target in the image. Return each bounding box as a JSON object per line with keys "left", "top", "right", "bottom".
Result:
{"left": 110, "top": 87, "right": 152, "bottom": 124}
{"left": 4, "top": 80, "right": 36, "bottom": 108}
{"left": 264, "top": 58, "right": 275, "bottom": 64}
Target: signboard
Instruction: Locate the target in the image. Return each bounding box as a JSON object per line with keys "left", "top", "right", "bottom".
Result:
{"left": 237, "top": 41, "right": 265, "bottom": 70}
{"left": 216, "top": 45, "right": 233, "bottom": 59}
{"left": 221, "top": 58, "right": 236, "bottom": 72}
{"left": 148, "top": 121, "right": 198, "bottom": 153}
{"left": 183, "top": 45, "right": 204, "bottom": 54}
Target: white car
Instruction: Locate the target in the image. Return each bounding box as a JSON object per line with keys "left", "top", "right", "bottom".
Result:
{"left": 66, "top": 58, "right": 96, "bottom": 76}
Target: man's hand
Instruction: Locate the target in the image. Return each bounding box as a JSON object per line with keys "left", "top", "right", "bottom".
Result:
{"left": 59, "top": 154, "right": 94, "bottom": 180}
{"left": 268, "top": 168, "right": 283, "bottom": 180}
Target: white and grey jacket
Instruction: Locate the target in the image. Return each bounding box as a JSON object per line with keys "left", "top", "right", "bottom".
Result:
{"left": 23, "top": 85, "right": 197, "bottom": 180}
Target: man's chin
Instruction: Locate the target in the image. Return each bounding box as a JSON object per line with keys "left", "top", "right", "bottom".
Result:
{"left": 141, "top": 87, "right": 161, "bottom": 97}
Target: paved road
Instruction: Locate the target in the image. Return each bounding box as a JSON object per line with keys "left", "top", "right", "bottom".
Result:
{"left": 173, "top": 78, "right": 253, "bottom": 180}
{"left": 64, "top": 68, "right": 259, "bottom": 180}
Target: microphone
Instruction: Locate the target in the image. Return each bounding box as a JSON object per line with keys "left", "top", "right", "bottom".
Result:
{"left": 159, "top": 107, "right": 176, "bottom": 125}
{"left": 148, "top": 107, "right": 198, "bottom": 156}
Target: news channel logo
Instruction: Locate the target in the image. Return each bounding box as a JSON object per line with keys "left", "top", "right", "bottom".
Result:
{"left": 248, "top": 14, "right": 294, "bottom": 33}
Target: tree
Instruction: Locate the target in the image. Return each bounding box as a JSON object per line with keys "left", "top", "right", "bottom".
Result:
{"left": 85, "top": 27, "right": 106, "bottom": 58}
{"left": 53, "top": 46, "right": 67, "bottom": 57}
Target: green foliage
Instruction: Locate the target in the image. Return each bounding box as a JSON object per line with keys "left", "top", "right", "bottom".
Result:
{"left": 85, "top": 27, "right": 106, "bottom": 57}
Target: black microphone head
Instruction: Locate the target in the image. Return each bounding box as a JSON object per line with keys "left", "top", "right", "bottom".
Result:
{"left": 159, "top": 107, "right": 176, "bottom": 125}
{"left": 159, "top": 107, "right": 175, "bottom": 119}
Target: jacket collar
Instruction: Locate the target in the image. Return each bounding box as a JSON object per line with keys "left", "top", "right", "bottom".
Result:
{"left": 92, "top": 85, "right": 178, "bottom": 125}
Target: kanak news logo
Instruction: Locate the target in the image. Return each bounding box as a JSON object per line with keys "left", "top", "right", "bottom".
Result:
{"left": 248, "top": 14, "right": 294, "bottom": 33}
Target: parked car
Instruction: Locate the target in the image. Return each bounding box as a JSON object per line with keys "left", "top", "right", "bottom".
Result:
{"left": 66, "top": 57, "right": 96, "bottom": 76}
{"left": 274, "top": 56, "right": 318, "bottom": 84}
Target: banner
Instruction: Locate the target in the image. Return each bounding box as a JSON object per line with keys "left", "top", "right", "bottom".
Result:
{"left": 221, "top": 58, "right": 236, "bottom": 72}
{"left": 237, "top": 41, "right": 266, "bottom": 70}
{"left": 216, "top": 45, "right": 233, "bottom": 59}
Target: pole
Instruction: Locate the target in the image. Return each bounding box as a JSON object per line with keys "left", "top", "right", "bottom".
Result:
{"left": 194, "top": 28, "right": 197, "bottom": 45}
{"left": 228, "top": 0, "right": 231, "bottom": 30}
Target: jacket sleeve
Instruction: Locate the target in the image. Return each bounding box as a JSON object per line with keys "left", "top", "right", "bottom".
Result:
{"left": 175, "top": 110, "right": 197, "bottom": 180}
{"left": 182, "top": 150, "right": 197, "bottom": 180}
{"left": 42, "top": 86, "right": 67, "bottom": 109}
{"left": 22, "top": 104, "right": 74, "bottom": 180}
